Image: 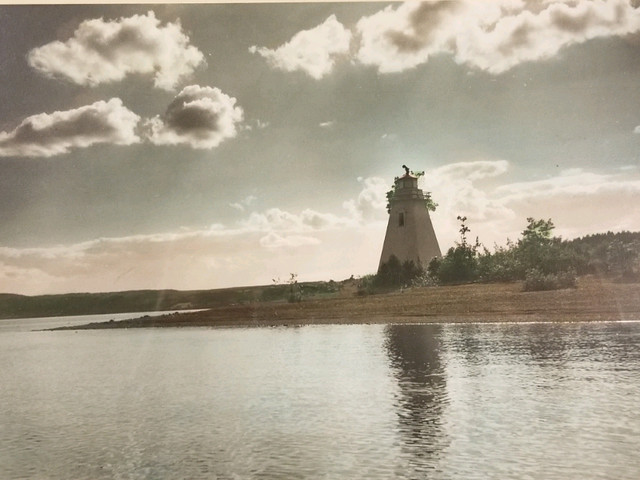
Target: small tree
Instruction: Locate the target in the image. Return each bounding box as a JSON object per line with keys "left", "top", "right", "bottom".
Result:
{"left": 477, "top": 240, "right": 522, "bottom": 282}
{"left": 520, "top": 217, "right": 554, "bottom": 245}
{"left": 287, "top": 273, "right": 302, "bottom": 302}
{"left": 428, "top": 216, "right": 480, "bottom": 284}
{"left": 514, "top": 218, "right": 582, "bottom": 276}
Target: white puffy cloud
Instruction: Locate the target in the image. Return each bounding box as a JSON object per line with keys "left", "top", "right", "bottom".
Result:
{"left": 241, "top": 207, "right": 355, "bottom": 233}
{"left": 259, "top": 232, "right": 321, "bottom": 248}
{"left": 426, "top": 160, "right": 517, "bottom": 247}
{"left": 250, "top": 15, "right": 352, "bottom": 79}
{"left": 495, "top": 168, "right": 627, "bottom": 200}
{"left": 229, "top": 195, "right": 258, "bottom": 212}
{"left": 493, "top": 168, "right": 640, "bottom": 239}
{"left": 232, "top": 184, "right": 384, "bottom": 251}
{"left": 0, "top": 98, "right": 140, "bottom": 157}
{"left": 0, "top": 178, "right": 390, "bottom": 294}
{"left": 356, "top": 0, "right": 640, "bottom": 74}
{"left": 429, "top": 160, "right": 513, "bottom": 226}
{"left": 425, "top": 160, "right": 640, "bottom": 249}
{"left": 28, "top": 11, "right": 204, "bottom": 90}
{"left": 342, "top": 176, "right": 389, "bottom": 222}
{"left": 433, "top": 159, "right": 509, "bottom": 181}
{"left": 254, "top": 120, "right": 270, "bottom": 130}
{"left": 634, "top": 125, "right": 640, "bottom": 134}
{"left": 145, "top": 85, "right": 244, "bottom": 149}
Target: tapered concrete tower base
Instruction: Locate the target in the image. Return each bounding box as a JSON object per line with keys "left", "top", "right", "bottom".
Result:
{"left": 379, "top": 171, "right": 441, "bottom": 270}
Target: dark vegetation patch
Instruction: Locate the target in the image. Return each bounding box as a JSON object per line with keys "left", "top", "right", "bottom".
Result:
{"left": 368, "top": 216, "right": 640, "bottom": 293}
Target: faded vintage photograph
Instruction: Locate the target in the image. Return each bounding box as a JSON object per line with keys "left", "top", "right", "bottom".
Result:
{"left": 1, "top": 2, "right": 640, "bottom": 478}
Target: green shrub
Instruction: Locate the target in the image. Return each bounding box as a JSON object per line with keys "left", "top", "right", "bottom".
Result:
{"left": 428, "top": 216, "right": 481, "bottom": 285}
{"left": 376, "top": 255, "right": 425, "bottom": 289}
{"left": 429, "top": 245, "right": 479, "bottom": 284}
{"left": 523, "top": 268, "right": 577, "bottom": 291}
{"left": 477, "top": 244, "right": 521, "bottom": 282}
{"left": 410, "top": 271, "right": 438, "bottom": 288}
{"left": 356, "top": 274, "right": 377, "bottom": 295}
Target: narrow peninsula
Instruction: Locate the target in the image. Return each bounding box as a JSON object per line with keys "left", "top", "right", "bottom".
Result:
{"left": 50, "top": 276, "right": 640, "bottom": 330}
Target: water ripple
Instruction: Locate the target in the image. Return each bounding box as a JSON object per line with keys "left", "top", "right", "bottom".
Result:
{"left": 1, "top": 321, "right": 640, "bottom": 478}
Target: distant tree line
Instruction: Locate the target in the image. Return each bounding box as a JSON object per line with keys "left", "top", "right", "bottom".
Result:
{"left": 363, "top": 216, "right": 640, "bottom": 293}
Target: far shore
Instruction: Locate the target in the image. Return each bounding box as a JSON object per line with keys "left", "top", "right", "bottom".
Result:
{"left": 49, "top": 275, "right": 640, "bottom": 330}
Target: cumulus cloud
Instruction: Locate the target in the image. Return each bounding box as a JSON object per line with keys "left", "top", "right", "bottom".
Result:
{"left": 355, "top": 0, "right": 640, "bottom": 74}
{"left": 249, "top": 15, "right": 352, "bottom": 79}
{"left": 241, "top": 207, "right": 354, "bottom": 233}
{"left": 497, "top": 170, "right": 640, "bottom": 240}
{"left": 28, "top": 11, "right": 204, "bottom": 90}
{"left": 0, "top": 196, "right": 368, "bottom": 294}
{"left": 495, "top": 168, "right": 627, "bottom": 200}
{"left": 259, "top": 232, "right": 321, "bottom": 248}
{"left": 425, "top": 160, "right": 640, "bottom": 248}
{"left": 433, "top": 159, "right": 509, "bottom": 181}
{"left": 0, "top": 98, "right": 140, "bottom": 157}
{"left": 634, "top": 125, "right": 640, "bottom": 133}
{"left": 229, "top": 195, "right": 257, "bottom": 212}
{"left": 0, "top": 178, "right": 389, "bottom": 293}
{"left": 145, "top": 85, "right": 244, "bottom": 149}
{"left": 425, "top": 160, "right": 517, "bottom": 247}
{"left": 235, "top": 185, "right": 385, "bottom": 251}
{"left": 342, "top": 176, "right": 389, "bottom": 221}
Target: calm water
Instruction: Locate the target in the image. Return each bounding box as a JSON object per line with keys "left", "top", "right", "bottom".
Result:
{"left": 1, "top": 316, "right": 640, "bottom": 479}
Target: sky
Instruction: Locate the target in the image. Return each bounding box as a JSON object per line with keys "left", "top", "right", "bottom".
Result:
{"left": 1, "top": 0, "right": 640, "bottom": 295}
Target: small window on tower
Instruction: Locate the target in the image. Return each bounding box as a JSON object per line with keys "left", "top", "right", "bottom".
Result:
{"left": 399, "top": 212, "right": 405, "bottom": 227}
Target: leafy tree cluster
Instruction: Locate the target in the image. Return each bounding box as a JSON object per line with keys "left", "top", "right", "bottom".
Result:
{"left": 564, "top": 231, "right": 640, "bottom": 280}
{"left": 428, "top": 217, "right": 640, "bottom": 290}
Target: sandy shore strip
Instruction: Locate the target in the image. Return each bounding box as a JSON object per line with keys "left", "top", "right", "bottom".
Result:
{"left": 47, "top": 276, "right": 640, "bottom": 330}
{"left": 46, "top": 277, "right": 640, "bottom": 330}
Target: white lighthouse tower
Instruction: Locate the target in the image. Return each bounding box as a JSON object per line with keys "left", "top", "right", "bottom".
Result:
{"left": 378, "top": 166, "right": 441, "bottom": 271}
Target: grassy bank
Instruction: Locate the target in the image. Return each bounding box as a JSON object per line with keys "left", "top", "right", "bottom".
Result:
{"left": 0, "top": 280, "right": 340, "bottom": 319}
{"left": 51, "top": 275, "right": 640, "bottom": 330}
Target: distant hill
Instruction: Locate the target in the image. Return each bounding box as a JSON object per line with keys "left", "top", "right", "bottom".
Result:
{"left": 565, "top": 230, "right": 640, "bottom": 249}
{"left": 0, "top": 280, "right": 345, "bottom": 319}
{"left": 564, "top": 230, "right": 640, "bottom": 275}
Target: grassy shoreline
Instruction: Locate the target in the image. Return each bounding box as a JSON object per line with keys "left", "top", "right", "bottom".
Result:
{"left": 50, "top": 275, "right": 640, "bottom": 330}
